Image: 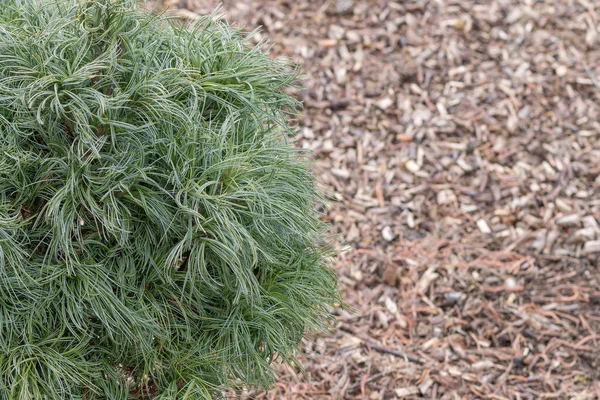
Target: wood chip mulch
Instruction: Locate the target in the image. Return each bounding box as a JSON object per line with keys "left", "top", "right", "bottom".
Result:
{"left": 155, "top": 1, "right": 600, "bottom": 398}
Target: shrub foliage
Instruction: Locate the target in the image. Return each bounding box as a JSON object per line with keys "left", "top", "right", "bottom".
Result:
{"left": 0, "top": 0, "right": 338, "bottom": 398}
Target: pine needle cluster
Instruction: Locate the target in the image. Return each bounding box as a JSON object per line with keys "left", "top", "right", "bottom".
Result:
{"left": 0, "top": 0, "right": 339, "bottom": 398}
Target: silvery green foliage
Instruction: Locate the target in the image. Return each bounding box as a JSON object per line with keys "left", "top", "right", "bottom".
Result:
{"left": 0, "top": 1, "right": 338, "bottom": 398}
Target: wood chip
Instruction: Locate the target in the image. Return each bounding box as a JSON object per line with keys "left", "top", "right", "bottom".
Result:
{"left": 415, "top": 267, "right": 439, "bottom": 293}
{"left": 556, "top": 213, "right": 581, "bottom": 226}
{"left": 476, "top": 219, "right": 492, "bottom": 234}
{"left": 376, "top": 97, "right": 394, "bottom": 110}
{"left": 583, "top": 240, "right": 600, "bottom": 254}
{"left": 418, "top": 378, "right": 434, "bottom": 395}
{"left": 405, "top": 159, "right": 420, "bottom": 173}
{"left": 437, "top": 189, "right": 456, "bottom": 205}
{"left": 395, "top": 386, "right": 420, "bottom": 398}
{"left": 381, "top": 226, "right": 395, "bottom": 241}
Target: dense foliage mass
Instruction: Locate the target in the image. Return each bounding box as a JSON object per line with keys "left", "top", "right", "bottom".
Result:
{"left": 0, "top": 0, "right": 338, "bottom": 398}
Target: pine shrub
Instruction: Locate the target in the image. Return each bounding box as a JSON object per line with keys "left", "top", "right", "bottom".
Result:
{"left": 0, "top": 0, "right": 339, "bottom": 398}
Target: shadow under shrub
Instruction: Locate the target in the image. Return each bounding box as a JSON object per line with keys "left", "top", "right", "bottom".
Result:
{"left": 0, "top": 0, "right": 339, "bottom": 398}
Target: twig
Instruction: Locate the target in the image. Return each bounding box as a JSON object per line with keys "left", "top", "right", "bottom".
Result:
{"left": 364, "top": 342, "right": 424, "bottom": 364}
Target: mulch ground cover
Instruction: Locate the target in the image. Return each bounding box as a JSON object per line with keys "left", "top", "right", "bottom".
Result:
{"left": 153, "top": 1, "right": 600, "bottom": 398}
